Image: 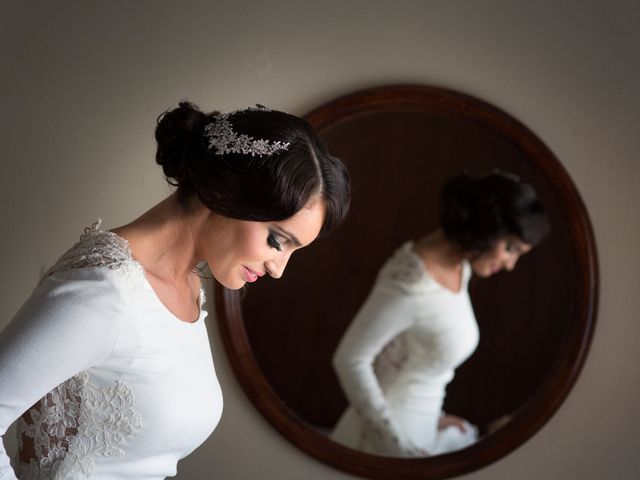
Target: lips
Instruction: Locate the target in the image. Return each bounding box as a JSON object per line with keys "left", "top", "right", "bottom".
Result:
{"left": 243, "top": 266, "right": 263, "bottom": 283}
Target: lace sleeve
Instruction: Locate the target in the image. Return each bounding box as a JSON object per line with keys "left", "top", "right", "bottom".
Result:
{"left": 332, "top": 284, "right": 422, "bottom": 457}
{"left": 0, "top": 267, "right": 128, "bottom": 479}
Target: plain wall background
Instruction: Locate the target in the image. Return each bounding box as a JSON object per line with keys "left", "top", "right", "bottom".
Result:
{"left": 1, "top": 1, "right": 638, "bottom": 479}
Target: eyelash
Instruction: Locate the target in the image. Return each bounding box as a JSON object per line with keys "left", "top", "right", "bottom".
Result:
{"left": 268, "top": 232, "right": 283, "bottom": 252}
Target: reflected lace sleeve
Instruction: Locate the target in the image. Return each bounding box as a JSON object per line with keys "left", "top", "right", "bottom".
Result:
{"left": 332, "top": 284, "right": 422, "bottom": 457}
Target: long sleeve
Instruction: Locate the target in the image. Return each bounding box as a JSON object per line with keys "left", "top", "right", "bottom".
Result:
{"left": 332, "top": 282, "right": 422, "bottom": 457}
{"left": 0, "top": 267, "right": 127, "bottom": 479}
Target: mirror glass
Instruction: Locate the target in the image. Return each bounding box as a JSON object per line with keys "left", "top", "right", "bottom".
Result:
{"left": 216, "top": 86, "right": 597, "bottom": 478}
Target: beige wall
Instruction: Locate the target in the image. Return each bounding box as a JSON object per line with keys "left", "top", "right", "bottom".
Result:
{"left": 1, "top": 1, "right": 638, "bottom": 478}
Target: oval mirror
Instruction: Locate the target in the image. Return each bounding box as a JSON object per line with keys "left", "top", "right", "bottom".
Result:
{"left": 215, "top": 85, "right": 598, "bottom": 479}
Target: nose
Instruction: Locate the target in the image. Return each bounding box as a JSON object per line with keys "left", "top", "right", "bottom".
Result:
{"left": 505, "top": 254, "right": 519, "bottom": 272}
{"left": 265, "top": 253, "right": 291, "bottom": 279}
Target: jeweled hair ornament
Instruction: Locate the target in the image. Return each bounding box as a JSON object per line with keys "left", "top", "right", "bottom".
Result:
{"left": 492, "top": 168, "right": 521, "bottom": 183}
{"left": 203, "top": 105, "right": 290, "bottom": 157}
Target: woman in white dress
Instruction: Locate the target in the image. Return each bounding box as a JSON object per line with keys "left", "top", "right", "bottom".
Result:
{"left": 331, "top": 171, "right": 548, "bottom": 458}
{"left": 0, "top": 103, "right": 350, "bottom": 479}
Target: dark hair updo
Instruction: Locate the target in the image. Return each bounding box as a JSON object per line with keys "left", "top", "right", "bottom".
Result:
{"left": 155, "top": 101, "right": 350, "bottom": 236}
{"left": 440, "top": 171, "right": 550, "bottom": 252}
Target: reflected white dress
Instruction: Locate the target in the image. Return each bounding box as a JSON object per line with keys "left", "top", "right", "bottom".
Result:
{"left": 332, "top": 242, "right": 479, "bottom": 457}
{"left": 0, "top": 222, "right": 223, "bottom": 479}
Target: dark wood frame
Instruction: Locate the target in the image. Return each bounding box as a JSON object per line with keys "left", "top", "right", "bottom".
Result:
{"left": 215, "top": 85, "right": 599, "bottom": 479}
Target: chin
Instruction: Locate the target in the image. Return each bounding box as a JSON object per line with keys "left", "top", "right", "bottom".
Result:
{"left": 211, "top": 271, "right": 246, "bottom": 290}
{"left": 221, "top": 281, "right": 245, "bottom": 290}
{"left": 221, "top": 277, "right": 246, "bottom": 290}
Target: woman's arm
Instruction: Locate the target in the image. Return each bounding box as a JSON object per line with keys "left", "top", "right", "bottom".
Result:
{"left": 332, "top": 285, "right": 422, "bottom": 456}
{"left": 0, "top": 268, "right": 127, "bottom": 479}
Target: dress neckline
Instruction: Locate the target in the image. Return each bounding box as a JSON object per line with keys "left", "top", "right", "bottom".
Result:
{"left": 402, "top": 241, "right": 470, "bottom": 295}
{"left": 84, "top": 222, "right": 205, "bottom": 326}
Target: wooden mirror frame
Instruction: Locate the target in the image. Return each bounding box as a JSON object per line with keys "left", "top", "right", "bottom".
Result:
{"left": 215, "top": 85, "right": 598, "bottom": 479}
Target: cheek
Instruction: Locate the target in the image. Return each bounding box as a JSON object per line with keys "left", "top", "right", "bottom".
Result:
{"left": 470, "top": 261, "right": 488, "bottom": 277}
{"left": 487, "top": 246, "right": 505, "bottom": 263}
{"left": 474, "top": 252, "right": 492, "bottom": 266}
{"left": 209, "top": 232, "right": 269, "bottom": 289}
{"left": 207, "top": 226, "right": 265, "bottom": 272}
{"left": 232, "top": 228, "right": 269, "bottom": 263}
{"left": 470, "top": 251, "right": 498, "bottom": 275}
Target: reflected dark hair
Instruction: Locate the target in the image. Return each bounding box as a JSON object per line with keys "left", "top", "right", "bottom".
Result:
{"left": 441, "top": 171, "right": 550, "bottom": 252}
{"left": 154, "top": 102, "right": 350, "bottom": 236}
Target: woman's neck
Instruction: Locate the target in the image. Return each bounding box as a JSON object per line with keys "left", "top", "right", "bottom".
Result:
{"left": 111, "top": 192, "right": 207, "bottom": 284}
{"left": 414, "top": 229, "right": 466, "bottom": 271}
{"left": 413, "top": 229, "right": 468, "bottom": 293}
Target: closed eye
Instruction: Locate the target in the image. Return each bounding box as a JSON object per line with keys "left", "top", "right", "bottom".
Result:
{"left": 506, "top": 241, "right": 518, "bottom": 253}
{"left": 267, "top": 232, "right": 283, "bottom": 251}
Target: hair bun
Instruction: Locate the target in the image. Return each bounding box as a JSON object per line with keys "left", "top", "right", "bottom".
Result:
{"left": 155, "top": 101, "right": 206, "bottom": 187}
{"left": 441, "top": 173, "right": 476, "bottom": 225}
{"left": 441, "top": 171, "right": 548, "bottom": 252}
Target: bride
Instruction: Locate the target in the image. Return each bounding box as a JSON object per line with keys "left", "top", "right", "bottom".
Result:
{"left": 331, "top": 171, "right": 548, "bottom": 457}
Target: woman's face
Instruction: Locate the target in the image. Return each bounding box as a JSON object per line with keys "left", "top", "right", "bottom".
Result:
{"left": 200, "top": 199, "right": 326, "bottom": 290}
{"left": 469, "top": 236, "right": 533, "bottom": 278}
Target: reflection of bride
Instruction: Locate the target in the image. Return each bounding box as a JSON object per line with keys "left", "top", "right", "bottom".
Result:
{"left": 331, "top": 171, "right": 550, "bottom": 457}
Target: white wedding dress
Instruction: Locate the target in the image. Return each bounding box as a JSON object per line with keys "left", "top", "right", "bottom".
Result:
{"left": 332, "top": 242, "right": 479, "bottom": 457}
{"left": 0, "top": 221, "right": 223, "bottom": 479}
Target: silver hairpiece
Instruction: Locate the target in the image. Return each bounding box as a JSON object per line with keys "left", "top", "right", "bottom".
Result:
{"left": 203, "top": 107, "right": 290, "bottom": 157}
{"left": 492, "top": 168, "right": 521, "bottom": 183}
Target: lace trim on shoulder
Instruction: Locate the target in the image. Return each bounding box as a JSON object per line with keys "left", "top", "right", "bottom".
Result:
{"left": 39, "top": 219, "right": 146, "bottom": 287}
{"left": 16, "top": 371, "right": 142, "bottom": 479}
{"left": 378, "top": 242, "right": 426, "bottom": 285}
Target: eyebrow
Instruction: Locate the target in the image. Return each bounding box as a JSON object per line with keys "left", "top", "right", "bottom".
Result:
{"left": 273, "top": 225, "right": 302, "bottom": 247}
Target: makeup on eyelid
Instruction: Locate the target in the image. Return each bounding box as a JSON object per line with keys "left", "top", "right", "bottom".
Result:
{"left": 268, "top": 231, "right": 284, "bottom": 251}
